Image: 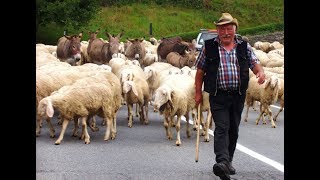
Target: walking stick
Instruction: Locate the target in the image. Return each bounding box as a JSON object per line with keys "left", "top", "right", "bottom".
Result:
{"left": 195, "top": 104, "right": 201, "bottom": 162}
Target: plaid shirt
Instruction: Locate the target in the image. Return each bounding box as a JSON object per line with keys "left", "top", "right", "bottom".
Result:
{"left": 195, "top": 37, "right": 260, "bottom": 90}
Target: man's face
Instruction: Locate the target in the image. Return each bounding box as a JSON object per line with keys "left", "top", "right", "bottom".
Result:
{"left": 217, "top": 24, "right": 236, "bottom": 45}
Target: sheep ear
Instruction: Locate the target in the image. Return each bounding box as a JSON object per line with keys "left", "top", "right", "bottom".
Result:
{"left": 46, "top": 99, "right": 54, "bottom": 118}
{"left": 263, "top": 78, "right": 270, "bottom": 88}
{"left": 168, "top": 91, "right": 174, "bottom": 109}
{"left": 130, "top": 81, "right": 138, "bottom": 97}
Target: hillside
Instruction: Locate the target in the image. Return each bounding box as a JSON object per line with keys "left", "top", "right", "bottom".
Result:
{"left": 36, "top": 1, "right": 284, "bottom": 45}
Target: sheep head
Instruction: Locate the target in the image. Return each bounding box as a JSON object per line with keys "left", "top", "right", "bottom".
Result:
{"left": 123, "top": 81, "right": 138, "bottom": 97}
{"left": 38, "top": 97, "right": 55, "bottom": 118}
{"left": 153, "top": 85, "right": 174, "bottom": 113}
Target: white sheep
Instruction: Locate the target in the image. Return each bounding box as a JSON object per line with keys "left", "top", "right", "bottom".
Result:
{"left": 141, "top": 52, "right": 158, "bottom": 67}
{"left": 122, "top": 76, "right": 150, "bottom": 127}
{"left": 253, "top": 41, "right": 271, "bottom": 53}
{"left": 38, "top": 83, "right": 115, "bottom": 144}
{"left": 273, "top": 78, "right": 284, "bottom": 121}
{"left": 263, "top": 67, "right": 284, "bottom": 74}
{"left": 35, "top": 66, "right": 108, "bottom": 137}
{"left": 38, "top": 71, "right": 121, "bottom": 144}
{"left": 153, "top": 74, "right": 195, "bottom": 146}
{"left": 196, "top": 91, "right": 213, "bottom": 142}
{"left": 243, "top": 75, "right": 279, "bottom": 128}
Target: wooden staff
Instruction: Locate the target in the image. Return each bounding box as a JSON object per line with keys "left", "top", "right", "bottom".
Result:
{"left": 195, "top": 104, "right": 201, "bottom": 162}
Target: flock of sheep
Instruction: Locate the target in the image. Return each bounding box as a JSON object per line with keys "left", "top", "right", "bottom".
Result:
{"left": 36, "top": 32, "right": 284, "bottom": 145}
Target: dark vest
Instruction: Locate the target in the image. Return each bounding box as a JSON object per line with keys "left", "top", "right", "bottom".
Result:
{"left": 203, "top": 38, "right": 250, "bottom": 95}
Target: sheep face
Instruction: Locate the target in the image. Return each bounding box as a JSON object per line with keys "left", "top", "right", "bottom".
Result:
{"left": 153, "top": 85, "right": 173, "bottom": 113}
{"left": 144, "top": 67, "right": 154, "bottom": 80}
{"left": 265, "top": 75, "right": 278, "bottom": 89}
{"left": 123, "top": 81, "right": 138, "bottom": 96}
{"left": 120, "top": 70, "right": 134, "bottom": 84}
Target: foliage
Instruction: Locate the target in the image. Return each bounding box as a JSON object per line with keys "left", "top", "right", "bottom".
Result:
{"left": 100, "top": 0, "right": 212, "bottom": 9}
{"left": 36, "top": 0, "right": 101, "bottom": 31}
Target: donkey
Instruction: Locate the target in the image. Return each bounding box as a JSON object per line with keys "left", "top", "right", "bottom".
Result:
{"left": 157, "top": 36, "right": 195, "bottom": 61}
{"left": 56, "top": 32, "right": 83, "bottom": 66}
{"left": 87, "top": 31, "right": 123, "bottom": 65}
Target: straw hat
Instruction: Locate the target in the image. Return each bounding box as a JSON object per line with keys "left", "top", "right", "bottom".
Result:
{"left": 214, "top": 13, "right": 238, "bottom": 28}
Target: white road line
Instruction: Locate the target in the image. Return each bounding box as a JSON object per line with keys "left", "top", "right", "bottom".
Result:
{"left": 271, "top": 104, "right": 283, "bottom": 110}
{"left": 181, "top": 117, "right": 284, "bottom": 173}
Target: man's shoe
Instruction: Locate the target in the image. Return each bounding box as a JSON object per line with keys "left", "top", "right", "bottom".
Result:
{"left": 227, "top": 162, "right": 236, "bottom": 175}
{"left": 213, "top": 162, "right": 230, "bottom": 180}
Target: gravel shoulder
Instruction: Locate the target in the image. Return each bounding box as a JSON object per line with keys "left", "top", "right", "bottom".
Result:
{"left": 245, "top": 31, "right": 284, "bottom": 46}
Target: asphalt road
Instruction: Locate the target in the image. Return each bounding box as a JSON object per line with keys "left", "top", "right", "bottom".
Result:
{"left": 36, "top": 103, "right": 284, "bottom": 180}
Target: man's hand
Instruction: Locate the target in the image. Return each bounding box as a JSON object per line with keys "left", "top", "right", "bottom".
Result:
{"left": 256, "top": 71, "right": 266, "bottom": 85}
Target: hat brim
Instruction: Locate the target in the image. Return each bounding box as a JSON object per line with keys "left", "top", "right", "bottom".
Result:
{"left": 214, "top": 19, "right": 238, "bottom": 28}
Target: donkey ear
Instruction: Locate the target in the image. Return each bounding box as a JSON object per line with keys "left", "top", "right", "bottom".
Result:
{"left": 78, "top": 32, "right": 83, "bottom": 38}
{"left": 117, "top": 30, "right": 124, "bottom": 38}
{"left": 106, "top": 32, "right": 113, "bottom": 39}
{"left": 64, "top": 35, "right": 72, "bottom": 39}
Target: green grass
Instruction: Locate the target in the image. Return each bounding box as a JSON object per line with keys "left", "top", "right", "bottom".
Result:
{"left": 36, "top": 1, "right": 284, "bottom": 45}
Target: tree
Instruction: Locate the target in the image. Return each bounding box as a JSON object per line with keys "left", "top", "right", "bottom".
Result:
{"left": 36, "top": 0, "right": 101, "bottom": 32}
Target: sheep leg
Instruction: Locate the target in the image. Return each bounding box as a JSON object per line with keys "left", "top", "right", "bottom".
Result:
{"left": 101, "top": 117, "right": 106, "bottom": 126}
{"left": 261, "top": 112, "right": 267, "bottom": 124}
{"left": 175, "top": 115, "right": 181, "bottom": 146}
{"left": 170, "top": 115, "right": 176, "bottom": 127}
{"left": 274, "top": 105, "right": 283, "bottom": 121}
{"left": 204, "top": 110, "right": 212, "bottom": 142}
{"left": 81, "top": 117, "right": 90, "bottom": 144}
{"left": 265, "top": 107, "right": 276, "bottom": 128}
{"left": 36, "top": 114, "right": 42, "bottom": 137}
{"left": 111, "top": 114, "right": 117, "bottom": 139}
{"left": 192, "top": 108, "right": 197, "bottom": 130}
{"left": 46, "top": 117, "right": 55, "bottom": 138}
{"left": 185, "top": 112, "right": 191, "bottom": 138}
{"left": 255, "top": 105, "right": 265, "bottom": 125}
{"left": 72, "top": 118, "right": 79, "bottom": 137}
{"left": 55, "top": 119, "right": 69, "bottom": 145}
{"left": 164, "top": 116, "right": 172, "bottom": 140}
{"left": 57, "top": 113, "right": 62, "bottom": 125}
{"left": 243, "top": 104, "right": 250, "bottom": 122}
{"left": 88, "top": 116, "right": 99, "bottom": 132}
{"left": 135, "top": 103, "right": 140, "bottom": 117}
{"left": 252, "top": 101, "right": 258, "bottom": 111}
{"left": 104, "top": 116, "right": 113, "bottom": 141}
{"left": 261, "top": 106, "right": 269, "bottom": 124}
{"left": 139, "top": 103, "right": 144, "bottom": 124}
{"left": 127, "top": 104, "right": 133, "bottom": 128}
{"left": 200, "top": 111, "right": 206, "bottom": 136}
{"left": 144, "top": 103, "right": 149, "bottom": 125}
